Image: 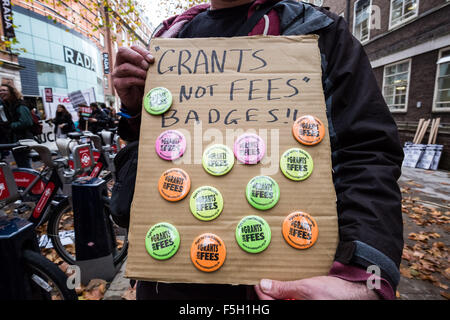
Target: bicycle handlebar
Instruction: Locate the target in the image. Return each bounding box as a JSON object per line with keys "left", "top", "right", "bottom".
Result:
{"left": 0, "top": 143, "right": 20, "bottom": 151}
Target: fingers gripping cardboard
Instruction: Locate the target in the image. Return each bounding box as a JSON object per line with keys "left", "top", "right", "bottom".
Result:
{"left": 126, "top": 35, "right": 339, "bottom": 285}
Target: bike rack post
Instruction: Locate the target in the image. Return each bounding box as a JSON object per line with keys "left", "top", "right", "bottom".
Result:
{"left": 71, "top": 176, "right": 116, "bottom": 285}
{"left": 0, "top": 216, "right": 39, "bottom": 299}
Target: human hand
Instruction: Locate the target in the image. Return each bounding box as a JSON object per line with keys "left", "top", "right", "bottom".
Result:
{"left": 112, "top": 45, "right": 154, "bottom": 113}
{"left": 88, "top": 118, "right": 97, "bottom": 123}
{"left": 254, "top": 276, "right": 380, "bottom": 300}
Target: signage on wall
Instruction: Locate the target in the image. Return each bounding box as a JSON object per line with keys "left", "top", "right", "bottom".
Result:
{"left": 63, "top": 46, "right": 96, "bottom": 72}
{"left": 1, "top": 0, "right": 15, "bottom": 38}
{"left": 44, "top": 88, "right": 53, "bottom": 103}
{"left": 103, "top": 53, "right": 110, "bottom": 74}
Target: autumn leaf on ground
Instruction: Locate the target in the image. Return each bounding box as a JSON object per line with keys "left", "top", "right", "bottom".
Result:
{"left": 121, "top": 287, "right": 136, "bottom": 300}
{"left": 82, "top": 279, "right": 107, "bottom": 300}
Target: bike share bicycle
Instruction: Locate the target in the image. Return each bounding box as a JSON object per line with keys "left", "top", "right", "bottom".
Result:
{"left": 0, "top": 161, "right": 77, "bottom": 300}
{"left": 0, "top": 138, "right": 127, "bottom": 270}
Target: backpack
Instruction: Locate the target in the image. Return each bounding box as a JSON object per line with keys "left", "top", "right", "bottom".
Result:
{"left": 30, "top": 112, "right": 43, "bottom": 135}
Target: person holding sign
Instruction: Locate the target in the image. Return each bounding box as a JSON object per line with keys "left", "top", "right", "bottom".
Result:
{"left": 112, "top": 0, "right": 404, "bottom": 300}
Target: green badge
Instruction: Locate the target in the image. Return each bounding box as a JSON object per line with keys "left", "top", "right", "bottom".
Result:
{"left": 235, "top": 216, "right": 271, "bottom": 254}
{"left": 202, "top": 144, "right": 234, "bottom": 176}
{"left": 145, "top": 222, "right": 180, "bottom": 260}
{"left": 144, "top": 87, "right": 173, "bottom": 115}
{"left": 190, "top": 186, "right": 224, "bottom": 221}
{"left": 280, "top": 148, "right": 314, "bottom": 181}
{"left": 246, "top": 176, "right": 280, "bottom": 210}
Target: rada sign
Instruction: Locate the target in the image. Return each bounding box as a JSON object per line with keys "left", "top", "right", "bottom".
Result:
{"left": 63, "top": 46, "right": 96, "bottom": 72}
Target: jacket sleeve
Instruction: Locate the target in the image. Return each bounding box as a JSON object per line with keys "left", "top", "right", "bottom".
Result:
{"left": 10, "top": 105, "right": 33, "bottom": 130}
{"left": 318, "top": 13, "right": 404, "bottom": 291}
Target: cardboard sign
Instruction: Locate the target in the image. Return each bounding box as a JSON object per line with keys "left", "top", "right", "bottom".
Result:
{"left": 126, "top": 35, "right": 339, "bottom": 285}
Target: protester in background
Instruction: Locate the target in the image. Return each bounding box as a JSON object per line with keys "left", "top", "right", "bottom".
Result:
{"left": 52, "top": 104, "right": 75, "bottom": 138}
{"left": 87, "top": 102, "right": 109, "bottom": 133}
{"left": 0, "top": 97, "right": 12, "bottom": 160}
{"left": 109, "top": 107, "right": 120, "bottom": 128}
{"left": 99, "top": 102, "right": 110, "bottom": 116}
{"left": 0, "top": 84, "right": 33, "bottom": 168}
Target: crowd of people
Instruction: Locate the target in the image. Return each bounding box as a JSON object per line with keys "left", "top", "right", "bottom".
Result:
{"left": 0, "top": 83, "right": 120, "bottom": 167}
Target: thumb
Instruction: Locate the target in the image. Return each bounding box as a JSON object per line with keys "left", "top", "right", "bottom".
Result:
{"left": 257, "top": 279, "right": 304, "bottom": 300}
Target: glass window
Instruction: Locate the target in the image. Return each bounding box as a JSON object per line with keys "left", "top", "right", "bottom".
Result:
{"left": 36, "top": 61, "right": 68, "bottom": 89}
{"left": 383, "top": 60, "right": 410, "bottom": 112}
{"left": 354, "top": 0, "right": 371, "bottom": 43}
{"left": 390, "top": 0, "right": 419, "bottom": 28}
{"left": 434, "top": 49, "right": 450, "bottom": 111}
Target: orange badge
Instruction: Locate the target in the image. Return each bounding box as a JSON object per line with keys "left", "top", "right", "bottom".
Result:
{"left": 158, "top": 168, "right": 191, "bottom": 202}
{"left": 190, "top": 233, "right": 226, "bottom": 272}
{"left": 292, "top": 115, "right": 325, "bottom": 146}
{"left": 282, "top": 212, "right": 319, "bottom": 249}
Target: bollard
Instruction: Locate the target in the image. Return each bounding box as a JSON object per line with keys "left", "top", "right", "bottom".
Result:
{"left": 71, "top": 176, "right": 116, "bottom": 285}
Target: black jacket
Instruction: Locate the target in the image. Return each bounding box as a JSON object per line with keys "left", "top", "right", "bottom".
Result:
{"left": 53, "top": 112, "right": 75, "bottom": 135}
{"left": 118, "top": 0, "right": 404, "bottom": 292}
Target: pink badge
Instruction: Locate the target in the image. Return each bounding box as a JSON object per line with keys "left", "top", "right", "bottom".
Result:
{"left": 155, "top": 130, "right": 187, "bottom": 161}
{"left": 234, "top": 134, "right": 266, "bottom": 164}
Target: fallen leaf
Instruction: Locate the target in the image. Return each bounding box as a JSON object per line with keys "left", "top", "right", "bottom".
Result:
{"left": 121, "top": 287, "right": 136, "bottom": 300}
{"left": 440, "top": 291, "right": 450, "bottom": 300}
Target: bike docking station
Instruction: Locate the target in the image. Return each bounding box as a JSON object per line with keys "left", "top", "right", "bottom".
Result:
{"left": 71, "top": 175, "right": 117, "bottom": 285}
{"left": 0, "top": 163, "right": 40, "bottom": 299}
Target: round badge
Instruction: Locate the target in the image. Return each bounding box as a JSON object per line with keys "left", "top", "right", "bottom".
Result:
{"left": 189, "top": 186, "right": 224, "bottom": 221}
{"left": 202, "top": 144, "right": 234, "bottom": 176}
{"left": 158, "top": 168, "right": 191, "bottom": 202}
{"left": 155, "top": 130, "right": 186, "bottom": 161}
{"left": 292, "top": 115, "right": 326, "bottom": 146}
{"left": 280, "top": 148, "right": 314, "bottom": 181}
{"left": 282, "top": 212, "right": 319, "bottom": 250}
{"left": 144, "top": 87, "right": 173, "bottom": 115}
{"left": 190, "top": 233, "right": 226, "bottom": 272}
{"left": 234, "top": 134, "right": 266, "bottom": 164}
{"left": 145, "top": 222, "right": 180, "bottom": 260}
{"left": 246, "top": 176, "right": 280, "bottom": 210}
{"left": 235, "top": 216, "right": 271, "bottom": 254}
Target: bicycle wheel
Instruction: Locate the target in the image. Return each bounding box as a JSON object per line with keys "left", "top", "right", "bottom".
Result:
{"left": 47, "top": 200, "right": 128, "bottom": 265}
{"left": 22, "top": 249, "right": 78, "bottom": 300}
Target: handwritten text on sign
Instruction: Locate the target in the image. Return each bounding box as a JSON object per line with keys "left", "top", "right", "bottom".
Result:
{"left": 155, "top": 47, "right": 312, "bottom": 128}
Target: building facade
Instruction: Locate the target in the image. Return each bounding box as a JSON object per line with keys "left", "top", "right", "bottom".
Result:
{"left": 322, "top": 0, "right": 450, "bottom": 170}
{"left": 1, "top": 0, "right": 152, "bottom": 118}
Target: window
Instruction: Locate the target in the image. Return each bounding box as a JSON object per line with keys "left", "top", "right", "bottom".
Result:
{"left": 100, "top": 33, "right": 105, "bottom": 47}
{"left": 433, "top": 48, "right": 450, "bottom": 112}
{"left": 390, "top": 0, "right": 419, "bottom": 29}
{"left": 354, "top": 0, "right": 372, "bottom": 43}
{"left": 36, "top": 61, "right": 68, "bottom": 89}
{"left": 383, "top": 60, "right": 411, "bottom": 112}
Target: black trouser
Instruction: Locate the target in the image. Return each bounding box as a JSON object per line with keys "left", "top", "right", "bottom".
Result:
{"left": 136, "top": 281, "right": 257, "bottom": 300}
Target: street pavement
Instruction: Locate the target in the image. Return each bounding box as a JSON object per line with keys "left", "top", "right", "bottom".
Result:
{"left": 103, "top": 166, "right": 449, "bottom": 300}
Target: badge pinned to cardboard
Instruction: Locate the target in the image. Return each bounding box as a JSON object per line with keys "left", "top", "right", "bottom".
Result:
{"left": 126, "top": 35, "right": 339, "bottom": 285}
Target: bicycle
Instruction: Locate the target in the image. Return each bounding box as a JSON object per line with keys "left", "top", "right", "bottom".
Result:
{"left": 0, "top": 166, "right": 77, "bottom": 300}
{"left": 0, "top": 140, "right": 128, "bottom": 268}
